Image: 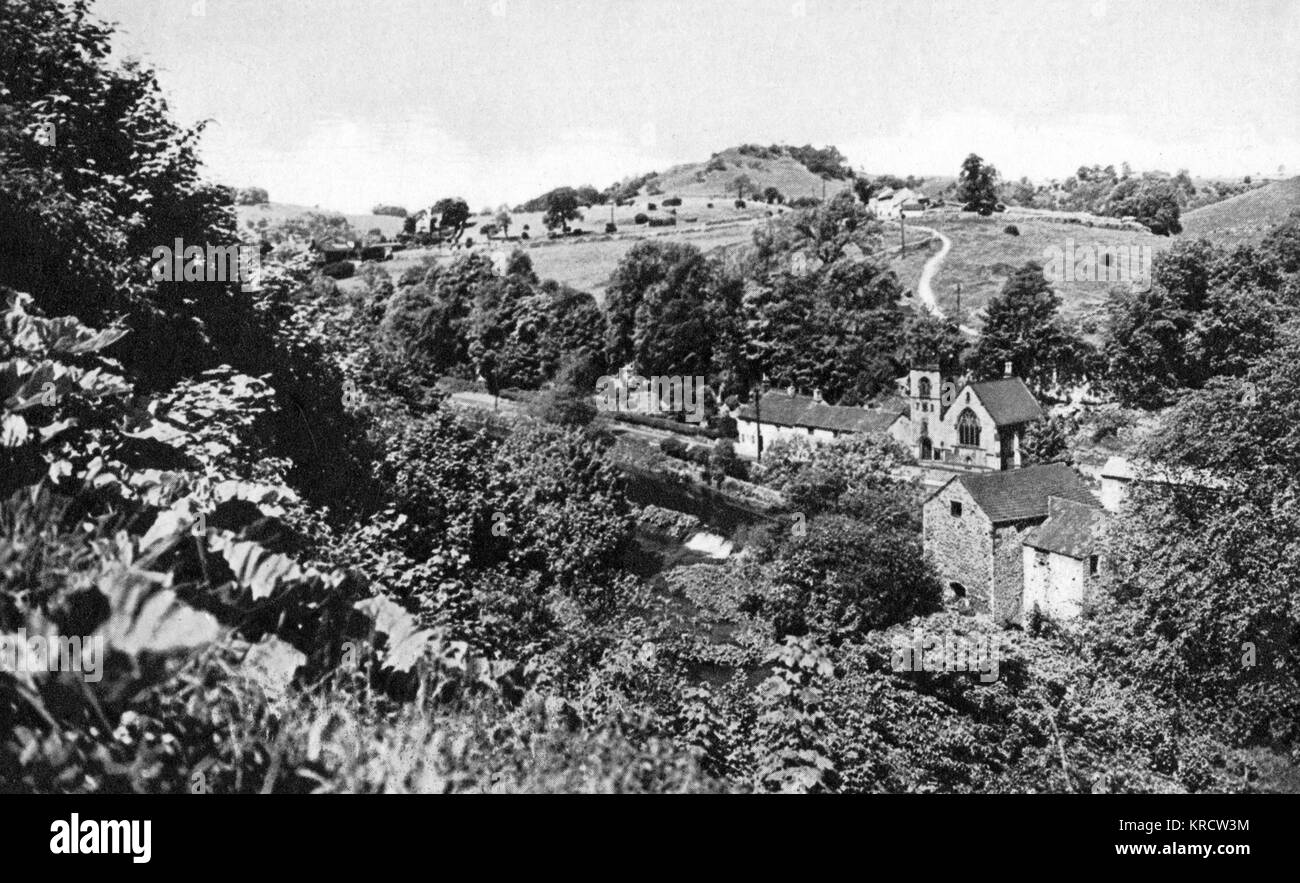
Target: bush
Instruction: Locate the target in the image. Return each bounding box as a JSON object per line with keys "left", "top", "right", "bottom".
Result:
{"left": 633, "top": 213, "right": 649, "bottom": 225}
{"left": 647, "top": 203, "right": 657, "bottom": 211}
{"left": 660, "top": 437, "right": 688, "bottom": 459}
{"left": 663, "top": 196, "right": 682, "bottom": 207}
{"left": 706, "top": 203, "right": 714, "bottom": 209}
{"left": 605, "top": 222, "right": 617, "bottom": 234}
{"left": 320, "top": 260, "right": 355, "bottom": 279}
{"left": 734, "top": 200, "right": 746, "bottom": 209}
{"left": 1004, "top": 224, "right": 1020, "bottom": 236}
{"left": 789, "top": 196, "right": 822, "bottom": 208}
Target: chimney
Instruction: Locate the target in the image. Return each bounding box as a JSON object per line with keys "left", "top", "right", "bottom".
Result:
{"left": 1004, "top": 361, "right": 1013, "bottom": 377}
{"left": 812, "top": 388, "right": 824, "bottom": 403}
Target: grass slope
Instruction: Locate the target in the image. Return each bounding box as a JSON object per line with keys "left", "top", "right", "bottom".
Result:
{"left": 236, "top": 201, "right": 408, "bottom": 240}
{"left": 1181, "top": 176, "right": 1300, "bottom": 245}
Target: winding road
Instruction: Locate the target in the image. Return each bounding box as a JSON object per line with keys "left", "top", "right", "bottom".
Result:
{"left": 908, "top": 224, "right": 978, "bottom": 337}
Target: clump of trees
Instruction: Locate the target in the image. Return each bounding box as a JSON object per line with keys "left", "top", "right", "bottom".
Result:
{"left": 236, "top": 186, "right": 270, "bottom": 204}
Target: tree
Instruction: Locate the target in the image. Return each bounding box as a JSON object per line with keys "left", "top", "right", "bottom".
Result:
{"left": 956, "top": 153, "right": 999, "bottom": 212}
{"left": 731, "top": 174, "right": 754, "bottom": 200}
{"left": 605, "top": 240, "right": 715, "bottom": 376}
{"left": 970, "top": 263, "right": 1071, "bottom": 392}
{"left": 766, "top": 514, "right": 942, "bottom": 643}
{"left": 902, "top": 313, "right": 967, "bottom": 369}
{"left": 371, "top": 204, "right": 408, "bottom": 217}
{"left": 432, "top": 197, "right": 471, "bottom": 241}
{"left": 543, "top": 187, "right": 583, "bottom": 233}
{"left": 763, "top": 186, "right": 784, "bottom": 204}
{"left": 495, "top": 208, "right": 512, "bottom": 239}
{"left": 1103, "top": 176, "right": 1183, "bottom": 235}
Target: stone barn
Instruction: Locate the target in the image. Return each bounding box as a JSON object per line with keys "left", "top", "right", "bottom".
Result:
{"left": 922, "top": 463, "right": 1101, "bottom": 624}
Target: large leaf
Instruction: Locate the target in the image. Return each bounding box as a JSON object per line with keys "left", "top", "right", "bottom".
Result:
{"left": 95, "top": 566, "right": 221, "bottom": 657}
{"left": 210, "top": 533, "right": 307, "bottom": 601}
{"left": 354, "top": 596, "right": 436, "bottom": 673}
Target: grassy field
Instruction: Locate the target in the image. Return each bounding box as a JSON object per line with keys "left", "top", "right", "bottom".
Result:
{"left": 235, "top": 201, "right": 407, "bottom": 239}
{"left": 353, "top": 211, "right": 768, "bottom": 302}
{"left": 918, "top": 210, "right": 1172, "bottom": 331}
{"left": 1180, "top": 176, "right": 1300, "bottom": 245}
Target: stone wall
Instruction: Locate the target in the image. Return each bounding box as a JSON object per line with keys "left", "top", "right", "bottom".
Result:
{"left": 991, "top": 520, "right": 1038, "bottom": 624}
{"left": 922, "top": 482, "right": 994, "bottom": 614}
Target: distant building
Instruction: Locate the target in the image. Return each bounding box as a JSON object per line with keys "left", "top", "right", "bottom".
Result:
{"left": 868, "top": 187, "right": 926, "bottom": 219}
{"left": 1097, "top": 454, "right": 1227, "bottom": 512}
{"left": 896, "top": 364, "right": 1044, "bottom": 471}
{"left": 922, "top": 463, "right": 1103, "bottom": 624}
{"left": 734, "top": 388, "right": 907, "bottom": 459}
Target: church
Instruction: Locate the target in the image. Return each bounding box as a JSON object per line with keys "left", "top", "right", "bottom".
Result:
{"left": 896, "top": 362, "right": 1043, "bottom": 471}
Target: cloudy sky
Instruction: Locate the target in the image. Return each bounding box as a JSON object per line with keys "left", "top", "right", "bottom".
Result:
{"left": 97, "top": 0, "right": 1300, "bottom": 213}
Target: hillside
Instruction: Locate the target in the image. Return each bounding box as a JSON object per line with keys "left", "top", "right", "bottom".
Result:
{"left": 1180, "top": 176, "right": 1300, "bottom": 244}
{"left": 235, "top": 201, "right": 408, "bottom": 240}
{"left": 650, "top": 146, "right": 855, "bottom": 201}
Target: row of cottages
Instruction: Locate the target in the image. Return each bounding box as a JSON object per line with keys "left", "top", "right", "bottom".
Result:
{"left": 923, "top": 463, "right": 1107, "bottom": 624}
{"left": 733, "top": 388, "right": 907, "bottom": 459}
{"left": 898, "top": 364, "right": 1044, "bottom": 471}
{"left": 733, "top": 364, "right": 1045, "bottom": 472}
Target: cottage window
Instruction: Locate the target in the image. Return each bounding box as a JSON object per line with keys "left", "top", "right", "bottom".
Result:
{"left": 957, "top": 408, "right": 981, "bottom": 447}
{"left": 950, "top": 501, "right": 962, "bottom": 517}
{"left": 1089, "top": 555, "right": 1100, "bottom": 575}
{"left": 1035, "top": 550, "right": 1049, "bottom": 566}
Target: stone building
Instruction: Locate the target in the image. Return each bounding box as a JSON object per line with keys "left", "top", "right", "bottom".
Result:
{"left": 734, "top": 388, "right": 907, "bottom": 459}
{"left": 922, "top": 463, "right": 1102, "bottom": 624}
{"left": 897, "top": 363, "right": 1044, "bottom": 471}
{"left": 1022, "top": 497, "right": 1107, "bottom": 620}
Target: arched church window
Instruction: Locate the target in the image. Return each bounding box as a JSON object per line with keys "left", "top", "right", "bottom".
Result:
{"left": 957, "top": 408, "right": 981, "bottom": 447}
{"left": 918, "top": 377, "right": 932, "bottom": 398}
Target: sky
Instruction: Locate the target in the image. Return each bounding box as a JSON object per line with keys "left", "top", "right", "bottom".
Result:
{"left": 96, "top": 0, "right": 1300, "bottom": 213}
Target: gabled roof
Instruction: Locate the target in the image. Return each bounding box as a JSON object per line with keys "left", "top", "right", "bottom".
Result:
{"left": 736, "top": 391, "right": 903, "bottom": 434}
{"left": 931, "top": 463, "right": 1100, "bottom": 524}
{"left": 966, "top": 377, "right": 1043, "bottom": 426}
{"left": 1024, "top": 496, "right": 1107, "bottom": 558}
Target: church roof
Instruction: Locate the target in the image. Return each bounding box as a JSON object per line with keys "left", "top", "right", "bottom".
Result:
{"left": 967, "top": 377, "right": 1044, "bottom": 425}
{"left": 736, "top": 391, "right": 904, "bottom": 434}
{"left": 1024, "top": 496, "right": 1107, "bottom": 558}
{"left": 933, "top": 463, "right": 1100, "bottom": 524}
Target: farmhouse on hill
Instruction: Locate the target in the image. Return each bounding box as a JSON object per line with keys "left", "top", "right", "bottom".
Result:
{"left": 923, "top": 463, "right": 1105, "bottom": 624}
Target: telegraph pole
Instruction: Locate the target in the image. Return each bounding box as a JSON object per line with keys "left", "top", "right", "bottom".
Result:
{"left": 900, "top": 212, "right": 905, "bottom": 255}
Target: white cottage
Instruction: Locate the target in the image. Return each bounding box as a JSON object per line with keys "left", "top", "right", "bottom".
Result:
{"left": 1021, "top": 496, "right": 1107, "bottom": 621}
{"left": 734, "top": 388, "right": 907, "bottom": 459}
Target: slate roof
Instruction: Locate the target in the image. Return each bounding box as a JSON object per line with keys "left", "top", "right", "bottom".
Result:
{"left": 937, "top": 463, "right": 1100, "bottom": 524}
{"left": 1024, "top": 497, "right": 1106, "bottom": 559}
{"left": 736, "top": 391, "right": 904, "bottom": 434}
{"left": 966, "top": 377, "right": 1043, "bottom": 426}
